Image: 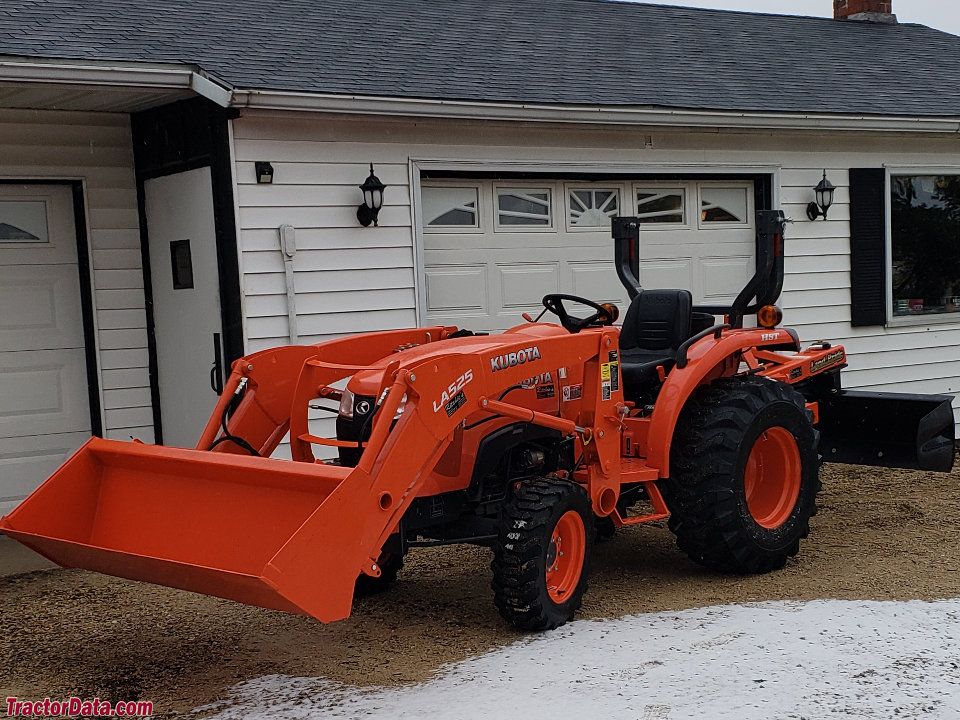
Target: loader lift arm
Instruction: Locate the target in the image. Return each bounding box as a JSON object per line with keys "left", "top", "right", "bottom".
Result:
{"left": 0, "top": 325, "right": 627, "bottom": 625}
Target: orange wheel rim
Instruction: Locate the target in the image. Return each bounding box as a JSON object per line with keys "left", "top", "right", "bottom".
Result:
{"left": 744, "top": 427, "right": 802, "bottom": 529}
{"left": 545, "top": 510, "right": 586, "bottom": 603}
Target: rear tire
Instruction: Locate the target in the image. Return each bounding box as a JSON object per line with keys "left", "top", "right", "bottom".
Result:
{"left": 492, "top": 477, "right": 594, "bottom": 631}
{"left": 663, "top": 376, "right": 820, "bottom": 574}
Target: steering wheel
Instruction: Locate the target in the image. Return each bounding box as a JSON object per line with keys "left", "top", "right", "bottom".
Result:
{"left": 542, "top": 294, "right": 618, "bottom": 333}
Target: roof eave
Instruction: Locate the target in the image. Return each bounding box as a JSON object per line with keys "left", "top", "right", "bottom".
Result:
{"left": 0, "top": 57, "right": 234, "bottom": 108}
{"left": 231, "top": 88, "right": 960, "bottom": 134}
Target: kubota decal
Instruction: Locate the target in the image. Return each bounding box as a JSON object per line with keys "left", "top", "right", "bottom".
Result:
{"left": 490, "top": 346, "right": 541, "bottom": 373}
{"left": 521, "top": 371, "right": 553, "bottom": 389}
{"left": 433, "top": 370, "right": 474, "bottom": 413}
{"left": 810, "top": 349, "right": 845, "bottom": 374}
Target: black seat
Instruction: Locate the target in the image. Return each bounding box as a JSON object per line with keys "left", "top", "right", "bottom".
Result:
{"left": 619, "top": 289, "right": 694, "bottom": 398}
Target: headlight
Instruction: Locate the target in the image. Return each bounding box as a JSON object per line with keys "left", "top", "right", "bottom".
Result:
{"left": 338, "top": 388, "right": 355, "bottom": 419}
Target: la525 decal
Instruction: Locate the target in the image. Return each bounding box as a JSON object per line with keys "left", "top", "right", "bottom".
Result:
{"left": 433, "top": 370, "right": 474, "bottom": 413}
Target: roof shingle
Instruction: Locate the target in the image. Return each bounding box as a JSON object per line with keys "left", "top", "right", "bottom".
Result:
{"left": 2, "top": 0, "right": 959, "bottom": 117}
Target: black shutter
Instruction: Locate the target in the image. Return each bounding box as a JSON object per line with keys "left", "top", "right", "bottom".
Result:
{"left": 849, "top": 168, "right": 888, "bottom": 327}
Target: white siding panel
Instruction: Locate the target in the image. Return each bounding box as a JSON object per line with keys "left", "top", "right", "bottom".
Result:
{"left": 0, "top": 109, "right": 149, "bottom": 441}
{"left": 234, "top": 121, "right": 418, "bottom": 343}
{"left": 241, "top": 227, "right": 415, "bottom": 252}
{"left": 245, "top": 288, "right": 416, "bottom": 317}
{"left": 244, "top": 267, "right": 415, "bottom": 296}
{"left": 238, "top": 203, "right": 412, "bottom": 230}
{"left": 92, "top": 248, "right": 143, "bottom": 270}
{"left": 237, "top": 183, "right": 411, "bottom": 208}
{"left": 105, "top": 425, "right": 155, "bottom": 443}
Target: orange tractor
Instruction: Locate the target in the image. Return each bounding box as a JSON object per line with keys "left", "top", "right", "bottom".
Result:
{"left": 1, "top": 211, "right": 954, "bottom": 630}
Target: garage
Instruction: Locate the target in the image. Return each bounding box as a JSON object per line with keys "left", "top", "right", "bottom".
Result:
{"left": 0, "top": 184, "right": 92, "bottom": 515}
{"left": 421, "top": 178, "right": 758, "bottom": 331}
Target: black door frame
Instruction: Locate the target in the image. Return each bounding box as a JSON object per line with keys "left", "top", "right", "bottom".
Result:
{"left": 131, "top": 98, "right": 243, "bottom": 445}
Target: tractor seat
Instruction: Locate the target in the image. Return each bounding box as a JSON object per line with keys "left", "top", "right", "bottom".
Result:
{"left": 618, "top": 289, "right": 694, "bottom": 394}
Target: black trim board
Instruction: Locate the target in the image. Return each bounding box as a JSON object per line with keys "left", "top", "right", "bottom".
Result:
{"left": 131, "top": 97, "right": 244, "bottom": 444}
{"left": 0, "top": 179, "right": 103, "bottom": 437}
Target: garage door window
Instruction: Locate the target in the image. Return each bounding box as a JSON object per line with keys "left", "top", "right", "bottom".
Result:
{"left": 0, "top": 201, "right": 49, "bottom": 243}
{"left": 496, "top": 188, "right": 552, "bottom": 229}
{"left": 567, "top": 188, "right": 620, "bottom": 229}
{"left": 635, "top": 188, "right": 685, "bottom": 225}
{"left": 422, "top": 186, "right": 480, "bottom": 229}
{"left": 699, "top": 186, "right": 749, "bottom": 225}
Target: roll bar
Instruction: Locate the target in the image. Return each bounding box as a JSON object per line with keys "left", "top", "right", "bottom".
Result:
{"left": 612, "top": 210, "right": 788, "bottom": 329}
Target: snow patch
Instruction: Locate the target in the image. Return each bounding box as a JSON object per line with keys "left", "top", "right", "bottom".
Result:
{"left": 197, "top": 599, "right": 960, "bottom": 719}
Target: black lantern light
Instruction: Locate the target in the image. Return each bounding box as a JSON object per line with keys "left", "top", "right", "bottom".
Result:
{"left": 357, "top": 163, "right": 387, "bottom": 227}
{"left": 254, "top": 161, "right": 274, "bottom": 184}
{"left": 806, "top": 170, "right": 837, "bottom": 221}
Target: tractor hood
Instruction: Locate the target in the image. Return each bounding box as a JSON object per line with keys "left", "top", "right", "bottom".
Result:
{"left": 346, "top": 323, "right": 572, "bottom": 397}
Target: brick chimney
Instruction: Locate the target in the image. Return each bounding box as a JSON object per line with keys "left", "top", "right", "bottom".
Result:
{"left": 834, "top": 0, "right": 897, "bottom": 23}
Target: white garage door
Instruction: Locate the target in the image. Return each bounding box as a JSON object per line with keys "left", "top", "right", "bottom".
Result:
{"left": 0, "top": 185, "right": 91, "bottom": 516}
{"left": 422, "top": 179, "right": 756, "bottom": 331}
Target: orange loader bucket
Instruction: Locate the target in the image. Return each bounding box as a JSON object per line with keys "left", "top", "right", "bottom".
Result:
{"left": 0, "top": 437, "right": 373, "bottom": 623}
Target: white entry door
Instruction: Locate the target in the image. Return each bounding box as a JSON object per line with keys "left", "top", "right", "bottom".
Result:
{"left": 144, "top": 168, "right": 223, "bottom": 448}
{"left": 0, "top": 184, "right": 91, "bottom": 516}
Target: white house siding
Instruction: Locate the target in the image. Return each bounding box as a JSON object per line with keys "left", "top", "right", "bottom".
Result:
{"left": 231, "top": 111, "right": 960, "bottom": 424}
{"left": 0, "top": 109, "right": 153, "bottom": 442}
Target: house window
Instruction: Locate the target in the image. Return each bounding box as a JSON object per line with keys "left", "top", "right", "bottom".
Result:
{"left": 635, "top": 188, "right": 684, "bottom": 224}
{"left": 422, "top": 186, "right": 480, "bottom": 228}
{"left": 568, "top": 188, "right": 619, "bottom": 228}
{"left": 496, "top": 188, "right": 552, "bottom": 228}
{"left": 0, "top": 200, "right": 48, "bottom": 243}
{"left": 700, "top": 186, "right": 749, "bottom": 224}
{"left": 890, "top": 175, "right": 960, "bottom": 316}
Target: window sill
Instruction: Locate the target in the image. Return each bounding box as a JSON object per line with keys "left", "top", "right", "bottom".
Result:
{"left": 886, "top": 313, "right": 960, "bottom": 329}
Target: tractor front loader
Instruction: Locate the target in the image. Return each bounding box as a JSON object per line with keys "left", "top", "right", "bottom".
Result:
{"left": 1, "top": 211, "right": 954, "bottom": 630}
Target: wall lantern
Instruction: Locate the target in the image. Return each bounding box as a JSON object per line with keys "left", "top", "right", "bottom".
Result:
{"left": 255, "top": 161, "right": 274, "bottom": 184}
{"left": 806, "top": 170, "right": 837, "bottom": 221}
{"left": 357, "top": 163, "right": 387, "bottom": 227}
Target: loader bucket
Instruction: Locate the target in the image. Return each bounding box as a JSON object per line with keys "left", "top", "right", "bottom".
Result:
{"left": 0, "top": 437, "right": 375, "bottom": 623}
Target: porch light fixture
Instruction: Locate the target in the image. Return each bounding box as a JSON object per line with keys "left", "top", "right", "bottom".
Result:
{"left": 806, "top": 170, "right": 837, "bottom": 221}
{"left": 357, "top": 163, "right": 387, "bottom": 227}
{"left": 255, "top": 161, "right": 274, "bottom": 184}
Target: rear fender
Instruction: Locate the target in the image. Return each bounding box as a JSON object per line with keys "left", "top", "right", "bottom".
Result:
{"left": 645, "top": 327, "right": 801, "bottom": 476}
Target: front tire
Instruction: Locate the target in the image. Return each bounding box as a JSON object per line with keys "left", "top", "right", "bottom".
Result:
{"left": 354, "top": 553, "right": 403, "bottom": 598}
{"left": 492, "top": 477, "right": 594, "bottom": 631}
{"left": 663, "top": 376, "right": 820, "bottom": 574}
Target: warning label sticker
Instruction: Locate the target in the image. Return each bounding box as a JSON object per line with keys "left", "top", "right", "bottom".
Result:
{"left": 610, "top": 362, "right": 619, "bottom": 392}
{"left": 601, "top": 383, "right": 611, "bottom": 401}
{"left": 444, "top": 390, "right": 467, "bottom": 417}
{"left": 601, "top": 363, "right": 611, "bottom": 381}
{"left": 562, "top": 384, "right": 583, "bottom": 402}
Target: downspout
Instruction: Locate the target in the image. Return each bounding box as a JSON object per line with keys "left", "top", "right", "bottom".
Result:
{"left": 279, "top": 224, "right": 298, "bottom": 343}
